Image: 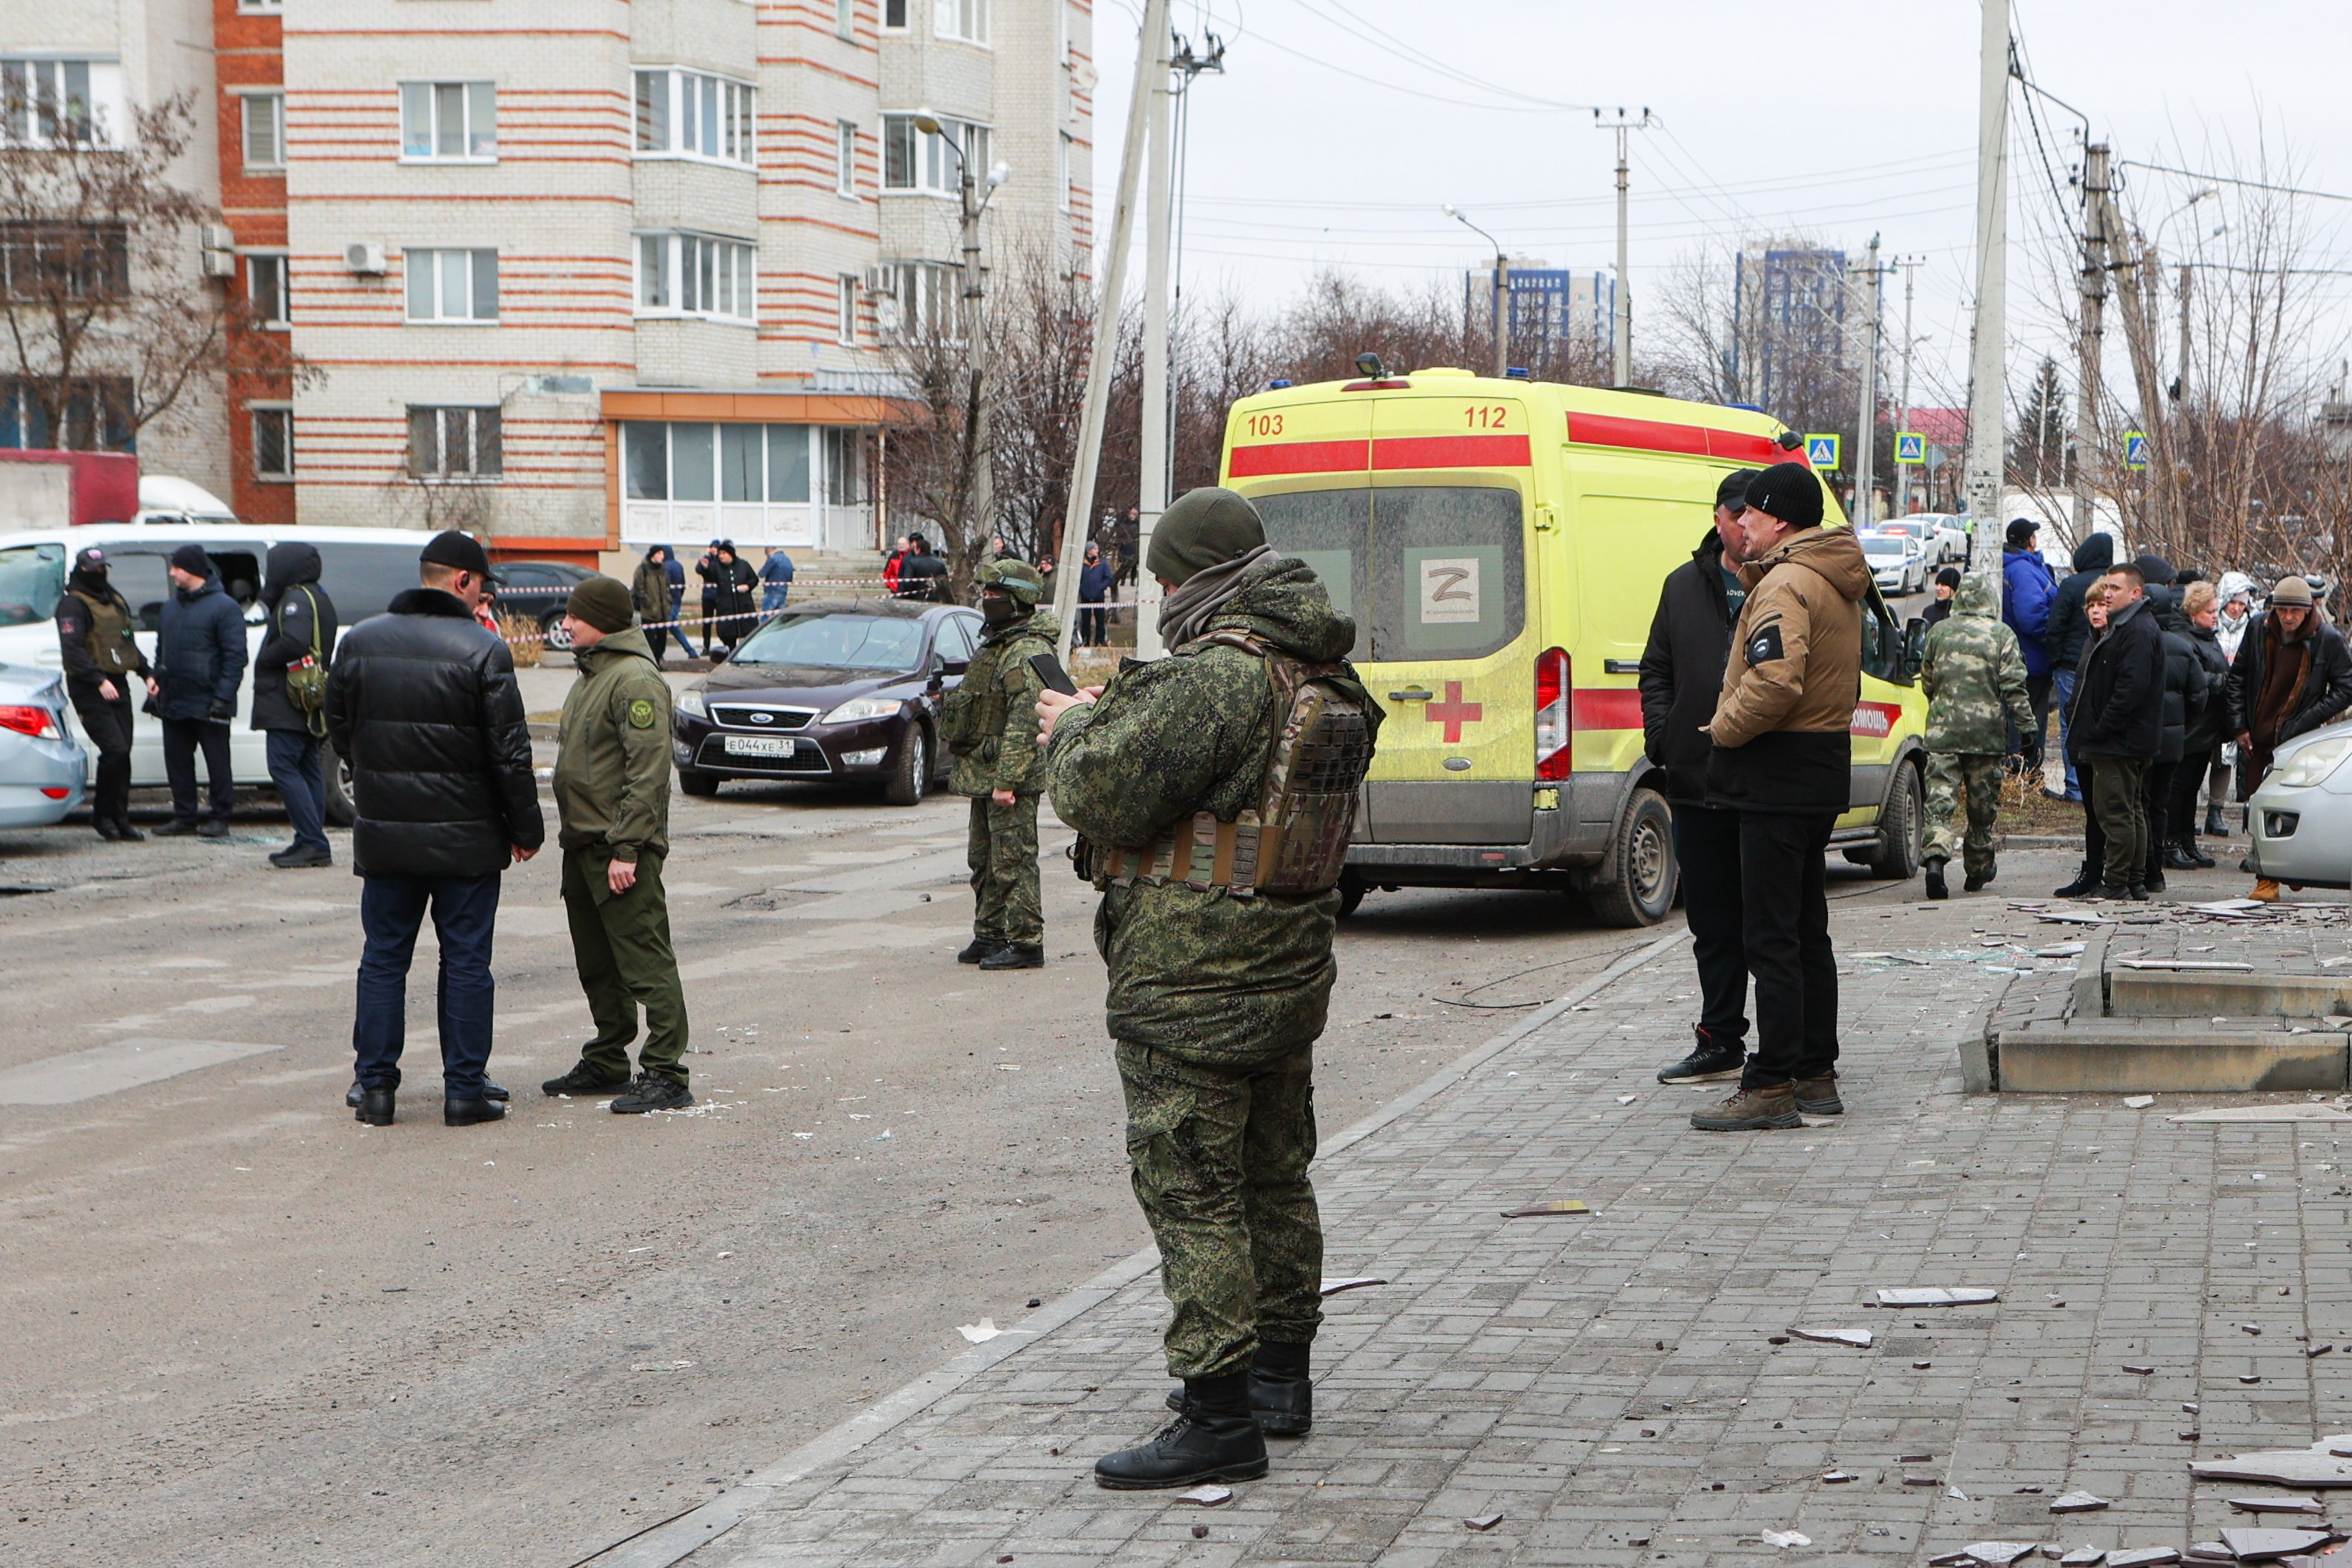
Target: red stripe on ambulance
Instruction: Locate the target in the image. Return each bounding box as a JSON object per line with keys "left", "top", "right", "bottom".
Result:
{"left": 1372, "top": 434, "right": 1531, "bottom": 469}
{"left": 1850, "top": 701, "right": 1903, "bottom": 738}
{"left": 1570, "top": 689, "right": 1645, "bottom": 731}
{"left": 1566, "top": 413, "right": 1797, "bottom": 467}
{"left": 1226, "top": 439, "right": 1371, "bottom": 477}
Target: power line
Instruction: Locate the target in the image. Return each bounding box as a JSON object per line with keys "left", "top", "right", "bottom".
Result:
{"left": 1291, "top": 0, "right": 1600, "bottom": 112}
{"left": 2119, "top": 159, "right": 2352, "bottom": 205}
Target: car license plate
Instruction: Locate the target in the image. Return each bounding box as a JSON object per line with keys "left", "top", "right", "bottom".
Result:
{"left": 724, "top": 735, "right": 793, "bottom": 758}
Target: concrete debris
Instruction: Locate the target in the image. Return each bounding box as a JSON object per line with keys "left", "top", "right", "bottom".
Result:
{"left": 1463, "top": 1512, "right": 1503, "bottom": 1532}
{"left": 1788, "top": 1327, "right": 1873, "bottom": 1348}
{"left": 956, "top": 1319, "right": 1000, "bottom": 1343}
{"left": 1946, "top": 1545, "right": 2040, "bottom": 1565}
{"left": 2050, "top": 1491, "right": 2110, "bottom": 1512}
{"left": 2228, "top": 1498, "right": 2327, "bottom": 1515}
{"left": 1821, "top": 1471, "right": 1855, "bottom": 1483}
{"left": 2190, "top": 1435, "right": 2352, "bottom": 1487}
{"left": 1177, "top": 1484, "right": 1232, "bottom": 1506}
{"left": 2168, "top": 1105, "right": 2352, "bottom": 1123}
{"left": 2115, "top": 959, "right": 2254, "bottom": 970}
{"left": 1191, "top": 1524, "right": 1208, "bottom": 1538}
{"left": 2124, "top": 1363, "right": 2156, "bottom": 1375}
{"left": 2059, "top": 1550, "right": 2107, "bottom": 1567}
{"left": 1761, "top": 1530, "right": 1812, "bottom": 1549}
{"left": 1501, "top": 1200, "right": 1590, "bottom": 1217}
{"left": 2124, "top": 1096, "right": 2157, "bottom": 1108}
{"left": 2103, "top": 1552, "right": 2181, "bottom": 1567}
{"left": 1900, "top": 1452, "right": 1935, "bottom": 1463}
{"left": 2311, "top": 1345, "right": 2336, "bottom": 1359}
{"left": 1318, "top": 1276, "right": 1387, "bottom": 1297}
{"left": 1876, "top": 1287, "right": 1999, "bottom": 1307}
{"left": 2219, "top": 1527, "right": 2336, "bottom": 1561}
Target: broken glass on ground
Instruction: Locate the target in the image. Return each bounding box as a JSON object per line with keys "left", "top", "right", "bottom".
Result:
{"left": 2218, "top": 1526, "right": 2336, "bottom": 1561}
{"left": 1761, "top": 1530, "right": 1812, "bottom": 1549}
{"left": 1463, "top": 1513, "right": 1503, "bottom": 1532}
{"left": 956, "top": 1319, "right": 1000, "bottom": 1343}
{"left": 1876, "top": 1287, "right": 1999, "bottom": 1307}
{"left": 1177, "top": 1484, "right": 1232, "bottom": 1506}
{"left": 2228, "top": 1498, "right": 2327, "bottom": 1515}
{"left": 1501, "top": 1200, "right": 1590, "bottom": 1217}
{"left": 2051, "top": 1491, "right": 2110, "bottom": 1512}
{"left": 2190, "top": 1436, "right": 2352, "bottom": 1487}
{"left": 1788, "top": 1327, "right": 1873, "bottom": 1348}
{"left": 2058, "top": 1549, "right": 2107, "bottom": 1567}
{"left": 2104, "top": 1551, "right": 2181, "bottom": 1567}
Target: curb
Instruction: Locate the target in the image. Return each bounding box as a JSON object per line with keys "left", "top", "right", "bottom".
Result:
{"left": 576, "top": 927, "right": 1692, "bottom": 1567}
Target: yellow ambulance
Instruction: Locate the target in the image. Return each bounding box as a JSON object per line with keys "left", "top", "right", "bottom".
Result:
{"left": 1217, "top": 365, "right": 1931, "bottom": 927}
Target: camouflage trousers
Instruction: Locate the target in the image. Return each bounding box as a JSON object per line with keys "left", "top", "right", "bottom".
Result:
{"left": 1115, "top": 1039, "right": 1322, "bottom": 1379}
{"left": 967, "top": 794, "right": 1042, "bottom": 946}
{"left": 1923, "top": 750, "right": 2004, "bottom": 878}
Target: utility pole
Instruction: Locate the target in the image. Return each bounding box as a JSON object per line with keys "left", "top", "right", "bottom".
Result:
{"left": 914, "top": 112, "right": 1006, "bottom": 576}
{"left": 1894, "top": 256, "right": 1922, "bottom": 519}
{"left": 1594, "top": 108, "right": 1653, "bottom": 386}
{"left": 1963, "top": 0, "right": 2009, "bottom": 581}
{"left": 2175, "top": 261, "right": 2192, "bottom": 404}
{"left": 2072, "top": 142, "right": 2111, "bottom": 552}
{"left": 1443, "top": 205, "right": 1508, "bottom": 377}
{"left": 1050, "top": 0, "right": 1170, "bottom": 664}
{"left": 1851, "top": 234, "right": 1883, "bottom": 529}
{"left": 1133, "top": 9, "right": 1175, "bottom": 658}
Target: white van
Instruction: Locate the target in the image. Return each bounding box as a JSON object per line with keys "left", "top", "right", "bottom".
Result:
{"left": 0, "top": 523, "right": 447, "bottom": 824}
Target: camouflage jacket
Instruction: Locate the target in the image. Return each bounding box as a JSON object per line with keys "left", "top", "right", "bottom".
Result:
{"left": 1920, "top": 572, "right": 2034, "bottom": 755}
{"left": 1046, "top": 560, "right": 1378, "bottom": 1065}
{"left": 942, "top": 608, "right": 1057, "bottom": 797}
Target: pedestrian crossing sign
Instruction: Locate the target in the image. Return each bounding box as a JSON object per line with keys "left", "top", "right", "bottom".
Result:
{"left": 1803, "top": 433, "right": 1841, "bottom": 469}
{"left": 1895, "top": 431, "right": 1926, "bottom": 465}
{"left": 2123, "top": 431, "right": 2150, "bottom": 470}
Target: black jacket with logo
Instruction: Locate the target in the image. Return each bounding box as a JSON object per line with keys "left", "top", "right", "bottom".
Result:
{"left": 323, "top": 588, "right": 545, "bottom": 879}
{"left": 1637, "top": 527, "right": 1736, "bottom": 807}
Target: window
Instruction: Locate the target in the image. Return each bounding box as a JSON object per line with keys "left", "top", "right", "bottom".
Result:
{"left": 835, "top": 119, "right": 857, "bottom": 196}
{"left": 880, "top": 113, "right": 988, "bottom": 193}
{"left": 399, "top": 81, "right": 495, "bottom": 161}
{"left": 0, "top": 58, "right": 119, "bottom": 148}
{"left": 246, "top": 253, "right": 288, "bottom": 326}
{"left": 407, "top": 405, "right": 502, "bottom": 479}
{"left": 237, "top": 0, "right": 284, "bottom": 10}
{"left": 934, "top": 0, "right": 988, "bottom": 44}
{"left": 1251, "top": 485, "right": 1526, "bottom": 662}
{"left": 885, "top": 262, "right": 961, "bottom": 340}
{"left": 824, "top": 429, "right": 862, "bottom": 505}
{"left": 632, "top": 70, "right": 753, "bottom": 164}
{"left": 0, "top": 377, "right": 133, "bottom": 450}
{"left": 405, "top": 248, "right": 498, "bottom": 322}
{"left": 251, "top": 405, "right": 293, "bottom": 480}
{"left": 836, "top": 275, "right": 857, "bottom": 345}
{"left": 0, "top": 222, "right": 128, "bottom": 302}
{"left": 882, "top": 0, "right": 908, "bottom": 27}
{"left": 836, "top": 0, "right": 855, "bottom": 39}
{"left": 241, "top": 90, "right": 283, "bottom": 170}
{"left": 635, "top": 232, "right": 755, "bottom": 322}
{"left": 1058, "top": 131, "right": 1071, "bottom": 211}
{"left": 621, "top": 422, "right": 813, "bottom": 503}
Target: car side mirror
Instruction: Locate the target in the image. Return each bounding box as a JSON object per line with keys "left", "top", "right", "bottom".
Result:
{"left": 1901, "top": 616, "right": 1929, "bottom": 678}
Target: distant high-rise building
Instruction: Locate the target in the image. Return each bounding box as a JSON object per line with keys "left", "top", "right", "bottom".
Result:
{"left": 1731, "top": 245, "right": 1850, "bottom": 417}
{"left": 1463, "top": 263, "right": 1612, "bottom": 371}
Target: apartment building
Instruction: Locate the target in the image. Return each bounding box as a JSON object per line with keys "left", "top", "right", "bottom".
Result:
{"left": 7, "top": 0, "right": 1094, "bottom": 566}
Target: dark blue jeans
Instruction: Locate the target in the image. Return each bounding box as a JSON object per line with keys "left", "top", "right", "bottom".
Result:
{"left": 265, "top": 729, "right": 328, "bottom": 852}
{"left": 353, "top": 871, "right": 501, "bottom": 1097}
{"left": 669, "top": 589, "right": 698, "bottom": 656}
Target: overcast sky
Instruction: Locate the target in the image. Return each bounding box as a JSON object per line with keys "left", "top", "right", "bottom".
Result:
{"left": 1089, "top": 0, "right": 2352, "bottom": 410}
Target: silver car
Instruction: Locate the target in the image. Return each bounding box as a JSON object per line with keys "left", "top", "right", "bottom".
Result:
{"left": 0, "top": 664, "right": 85, "bottom": 827}
{"left": 2246, "top": 719, "right": 2352, "bottom": 889}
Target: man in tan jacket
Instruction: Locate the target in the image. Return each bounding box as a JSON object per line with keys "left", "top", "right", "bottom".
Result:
{"left": 1694, "top": 462, "right": 1869, "bottom": 1131}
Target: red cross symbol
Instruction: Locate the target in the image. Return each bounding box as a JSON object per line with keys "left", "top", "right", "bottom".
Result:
{"left": 1424, "top": 680, "right": 1483, "bottom": 743}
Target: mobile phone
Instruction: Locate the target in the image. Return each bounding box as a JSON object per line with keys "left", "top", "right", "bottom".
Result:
{"left": 1028, "top": 650, "right": 1078, "bottom": 695}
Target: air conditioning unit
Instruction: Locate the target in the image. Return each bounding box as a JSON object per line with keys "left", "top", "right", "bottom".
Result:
{"left": 862, "top": 263, "right": 897, "bottom": 294}
{"left": 199, "top": 222, "right": 237, "bottom": 279}
{"left": 346, "top": 242, "right": 388, "bottom": 275}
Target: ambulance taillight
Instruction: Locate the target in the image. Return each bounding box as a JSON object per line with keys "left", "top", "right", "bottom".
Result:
{"left": 1534, "top": 646, "right": 1572, "bottom": 780}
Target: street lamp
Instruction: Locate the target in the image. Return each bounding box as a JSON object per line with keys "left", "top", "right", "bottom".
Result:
{"left": 911, "top": 115, "right": 1010, "bottom": 314}
{"left": 1442, "top": 205, "right": 1510, "bottom": 380}
{"left": 911, "top": 116, "right": 1010, "bottom": 573}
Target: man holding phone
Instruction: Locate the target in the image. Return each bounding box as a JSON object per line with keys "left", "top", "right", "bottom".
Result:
{"left": 938, "top": 559, "right": 1058, "bottom": 969}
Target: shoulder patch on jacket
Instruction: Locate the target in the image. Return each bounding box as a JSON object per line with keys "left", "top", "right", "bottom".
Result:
{"left": 627, "top": 697, "right": 656, "bottom": 729}
{"left": 1745, "top": 622, "right": 1785, "bottom": 665}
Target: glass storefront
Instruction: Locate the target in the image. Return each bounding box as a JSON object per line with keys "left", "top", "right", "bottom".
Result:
{"left": 618, "top": 420, "right": 868, "bottom": 549}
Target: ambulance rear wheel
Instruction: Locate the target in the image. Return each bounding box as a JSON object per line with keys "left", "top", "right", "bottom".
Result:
{"left": 1588, "top": 787, "right": 1676, "bottom": 928}
{"left": 1335, "top": 869, "right": 1367, "bottom": 919}
{"left": 1865, "top": 758, "right": 1925, "bottom": 879}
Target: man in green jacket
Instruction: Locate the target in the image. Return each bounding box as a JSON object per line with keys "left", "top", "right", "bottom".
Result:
{"left": 1039, "top": 488, "right": 1378, "bottom": 1489}
{"left": 940, "top": 558, "right": 1057, "bottom": 970}
{"left": 541, "top": 575, "right": 693, "bottom": 1114}
{"left": 1920, "top": 572, "right": 2034, "bottom": 899}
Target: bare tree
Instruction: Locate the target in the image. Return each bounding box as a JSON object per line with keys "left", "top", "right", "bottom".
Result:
{"left": 0, "top": 87, "right": 298, "bottom": 453}
{"left": 879, "top": 276, "right": 988, "bottom": 596}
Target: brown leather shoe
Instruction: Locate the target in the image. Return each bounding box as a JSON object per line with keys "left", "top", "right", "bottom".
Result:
{"left": 1793, "top": 1074, "right": 1844, "bottom": 1116}
{"left": 1690, "top": 1081, "right": 1803, "bottom": 1131}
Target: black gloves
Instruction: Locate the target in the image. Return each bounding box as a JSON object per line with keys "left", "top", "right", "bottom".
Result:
{"left": 208, "top": 698, "right": 234, "bottom": 721}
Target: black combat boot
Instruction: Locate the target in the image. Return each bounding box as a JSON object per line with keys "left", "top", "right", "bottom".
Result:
{"left": 2187, "top": 836, "right": 2216, "bottom": 869}
{"left": 1163, "top": 1341, "right": 1315, "bottom": 1436}
{"left": 957, "top": 937, "right": 1006, "bottom": 965}
{"left": 2163, "top": 838, "right": 2200, "bottom": 871}
{"left": 979, "top": 943, "right": 1044, "bottom": 970}
{"left": 1963, "top": 857, "right": 1996, "bottom": 893}
{"left": 1923, "top": 857, "right": 1949, "bottom": 900}
{"left": 1097, "top": 1372, "right": 1266, "bottom": 1489}
{"left": 356, "top": 1085, "right": 394, "bottom": 1126}
{"left": 541, "top": 1062, "right": 631, "bottom": 1096}
{"left": 1656, "top": 1025, "right": 1745, "bottom": 1085}
{"left": 2204, "top": 804, "right": 2227, "bottom": 837}
{"left": 2055, "top": 860, "right": 2102, "bottom": 898}
{"left": 444, "top": 1096, "right": 506, "bottom": 1126}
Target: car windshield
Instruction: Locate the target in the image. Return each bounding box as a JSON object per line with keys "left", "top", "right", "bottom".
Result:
{"left": 0, "top": 543, "right": 65, "bottom": 625}
{"left": 1861, "top": 536, "right": 1908, "bottom": 560}
{"left": 730, "top": 612, "right": 925, "bottom": 671}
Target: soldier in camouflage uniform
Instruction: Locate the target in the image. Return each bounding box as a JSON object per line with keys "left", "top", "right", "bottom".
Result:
{"left": 1920, "top": 572, "right": 2034, "bottom": 899}
{"left": 1038, "top": 487, "right": 1380, "bottom": 1490}
{"left": 939, "top": 559, "right": 1057, "bottom": 969}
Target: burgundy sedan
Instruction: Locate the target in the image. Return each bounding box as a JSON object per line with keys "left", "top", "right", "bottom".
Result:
{"left": 670, "top": 598, "right": 983, "bottom": 805}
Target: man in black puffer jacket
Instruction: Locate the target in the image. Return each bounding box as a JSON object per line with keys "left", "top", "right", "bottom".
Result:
{"left": 1637, "top": 467, "right": 1760, "bottom": 1085}
{"left": 325, "top": 531, "right": 544, "bottom": 1129}
{"left": 2044, "top": 531, "right": 2115, "bottom": 802}
{"left": 2068, "top": 562, "right": 2167, "bottom": 898}
{"left": 153, "top": 543, "right": 248, "bottom": 838}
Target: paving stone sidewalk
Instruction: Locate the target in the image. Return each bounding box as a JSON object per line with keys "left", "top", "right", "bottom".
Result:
{"left": 665, "top": 905, "right": 2352, "bottom": 1567}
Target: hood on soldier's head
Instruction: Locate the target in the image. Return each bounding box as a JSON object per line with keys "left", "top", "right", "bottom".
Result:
{"left": 2071, "top": 532, "right": 2116, "bottom": 575}
{"left": 1146, "top": 487, "right": 1265, "bottom": 586}
{"left": 1953, "top": 572, "right": 2001, "bottom": 619}
{"left": 1203, "top": 557, "right": 1356, "bottom": 664}
{"left": 1751, "top": 523, "right": 1871, "bottom": 603}
{"left": 261, "top": 540, "right": 321, "bottom": 607}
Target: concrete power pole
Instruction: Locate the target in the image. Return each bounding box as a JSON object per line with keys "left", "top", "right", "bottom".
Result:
{"left": 1851, "top": 234, "right": 1883, "bottom": 530}
{"left": 1134, "top": 12, "right": 1175, "bottom": 658}
{"left": 1595, "top": 109, "right": 1652, "bottom": 386}
{"left": 2070, "top": 142, "right": 2111, "bottom": 551}
{"left": 1050, "top": 0, "right": 1172, "bottom": 664}
{"left": 1963, "top": 0, "right": 2010, "bottom": 580}
{"left": 1894, "top": 257, "right": 1922, "bottom": 519}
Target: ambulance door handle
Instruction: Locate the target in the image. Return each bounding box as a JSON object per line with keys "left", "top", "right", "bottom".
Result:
{"left": 1388, "top": 687, "right": 1433, "bottom": 703}
{"left": 1602, "top": 659, "right": 1640, "bottom": 675}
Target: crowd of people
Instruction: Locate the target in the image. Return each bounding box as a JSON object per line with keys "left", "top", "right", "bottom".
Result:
{"left": 881, "top": 531, "right": 1132, "bottom": 648}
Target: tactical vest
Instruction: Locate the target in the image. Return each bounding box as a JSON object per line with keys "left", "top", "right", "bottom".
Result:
{"left": 70, "top": 587, "right": 141, "bottom": 677}
{"left": 940, "top": 624, "right": 1051, "bottom": 758}
{"left": 1081, "top": 632, "right": 1375, "bottom": 899}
